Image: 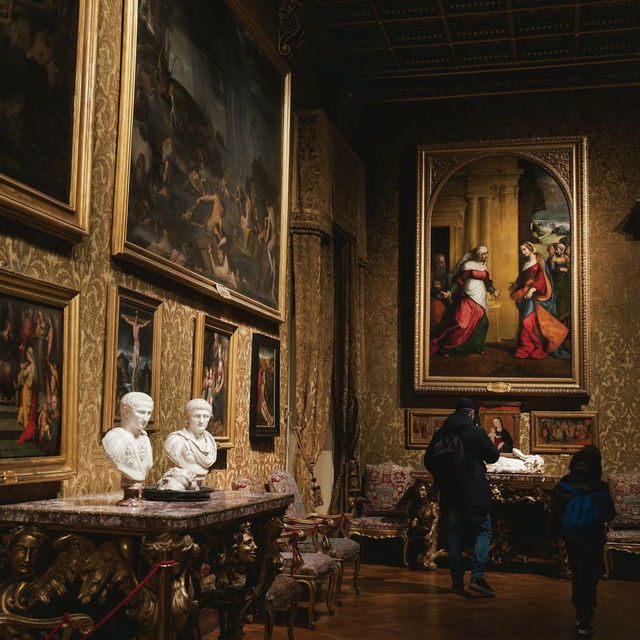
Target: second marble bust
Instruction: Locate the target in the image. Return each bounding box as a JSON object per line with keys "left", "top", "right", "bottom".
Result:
{"left": 164, "top": 398, "right": 217, "bottom": 486}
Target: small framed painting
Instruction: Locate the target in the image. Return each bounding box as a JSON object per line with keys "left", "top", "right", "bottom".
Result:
{"left": 405, "top": 409, "right": 450, "bottom": 449}
{"left": 192, "top": 313, "right": 238, "bottom": 449}
{"left": 530, "top": 411, "right": 598, "bottom": 454}
{"left": 479, "top": 401, "right": 521, "bottom": 455}
{"left": 102, "top": 286, "right": 162, "bottom": 431}
{"left": 0, "top": 269, "right": 79, "bottom": 484}
{"left": 249, "top": 333, "right": 280, "bottom": 439}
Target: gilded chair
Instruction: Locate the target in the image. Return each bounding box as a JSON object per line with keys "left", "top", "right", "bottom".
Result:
{"left": 347, "top": 460, "right": 414, "bottom": 567}
{"left": 268, "top": 468, "right": 361, "bottom": 605}
{"left": 231, "top": 474, "right": 338, "bottom": 629}
{"left": 603, "top": 470, "right": 640, "bottom": 578}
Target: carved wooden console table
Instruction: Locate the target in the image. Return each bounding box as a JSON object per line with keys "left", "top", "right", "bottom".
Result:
{"left": 410, "top": 471, "right": 563, "bottom": 572}
{"left": 0, "top": 490, "right": 293, "bottom": 640}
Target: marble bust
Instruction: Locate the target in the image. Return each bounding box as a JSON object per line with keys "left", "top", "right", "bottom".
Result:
{"left": 102, "top": 391, "right": 154, "bottom": 504}
{"left": 164, "top": 398, "right": 217, "bottom": 485}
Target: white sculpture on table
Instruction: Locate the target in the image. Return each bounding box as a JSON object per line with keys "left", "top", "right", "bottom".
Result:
{"left": 485, "top": 448, "right": 545, "bottom": 474}
{"left": 156, "top": 467, "right": 199, "bottom": 491}
{"left": 164, "top": 398, "right": 217, "bottom": 486}
{"left": 102, "top": 391, "right": 154, "bottom": 505}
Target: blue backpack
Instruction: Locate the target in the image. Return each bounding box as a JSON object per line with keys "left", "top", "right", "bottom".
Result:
{"left": 559, "top": 481, "right": 608, "bottom": 537}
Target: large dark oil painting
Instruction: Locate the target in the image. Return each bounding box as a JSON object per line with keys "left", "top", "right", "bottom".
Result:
{"left": 0, "top": 1, "right": 79, "bottom": 203}
{"left": 115, "top": 0, "right": 290, "bottom": 319}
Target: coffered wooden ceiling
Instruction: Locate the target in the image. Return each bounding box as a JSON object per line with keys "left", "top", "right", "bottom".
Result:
{"left": 298, "top": 0, "right": 640, "bottom": 102}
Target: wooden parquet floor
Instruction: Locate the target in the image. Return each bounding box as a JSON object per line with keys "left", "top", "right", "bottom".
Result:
{"left": 221, "top": 564, "right": 640, "bottom": 640}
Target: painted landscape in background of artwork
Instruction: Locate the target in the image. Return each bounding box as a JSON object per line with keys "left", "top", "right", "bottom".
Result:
{"left": 125, "top": 0, "right": 285, "bottom": 309}
{"left": 0, "top": 296, "right": 63, "bottom": 459}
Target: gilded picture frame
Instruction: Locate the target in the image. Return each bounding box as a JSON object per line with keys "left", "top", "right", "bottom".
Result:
{"left": 0, "top": 269, "right": 79, "bottom": 484}
{"left": 530, "top": 410, "right": 598, "bottom": 454}
{"left": 249, "top": 333, "right": 280, "bottom": 439}
{"left": 0, "top": 0, "right": 98, "bottom": 241}
{"left": 415, "top": 137, "right": 589, "bottom": 396}
{"left": 102, "top": 285, "right": 162, "bottom": 432}
{"left": 112, "top": 0, "right": 291, "bottom": 321}
{"left": 191, "top": 312, "right": 237, "bottom": 449}
{"left": 478, "top": 401, "right": 521, "bottom": 456}
{"left": 405, "top": 408, "right": 450, "bottom": 450}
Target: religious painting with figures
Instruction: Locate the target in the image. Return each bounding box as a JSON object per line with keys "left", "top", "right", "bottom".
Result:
{"left": 405, "top": 409, "right": 449, "bottom": 449}
{"left": 192, "top": 313, "right": 237, "bottom": 449}
{"left": 112, "top": 0, "right": 291, "bottom": 320}
{"left": 0, "top": 297, "right": 64, "bottom": 459}
{"left": 249, "top": 333, "right": 280, "bottom": 438}
{"left": 0, "top": 269, "right": 79, "bottom": 484}
{"left": 416, "top": 138, "right": 589, "bottom": 395}
{"left": 479, "top": 402, "right": 521, "bottom": 456}
{"left": 103, "top": 286, "right": 162, "bottom": 431}
{"left": 531, "top": 411, "right": 598, "bottom": 454}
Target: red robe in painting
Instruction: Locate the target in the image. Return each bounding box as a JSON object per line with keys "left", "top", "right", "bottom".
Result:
{"left": 430, "top": 268, "right": 495, "bottom": 356}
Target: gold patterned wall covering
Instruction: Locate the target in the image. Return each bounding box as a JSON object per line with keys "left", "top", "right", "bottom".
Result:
{"left": 361, "top": 88, "right": 640, "bottom": 479}
{"left": 0, "top": 0, "right": 286, "bottom": 502}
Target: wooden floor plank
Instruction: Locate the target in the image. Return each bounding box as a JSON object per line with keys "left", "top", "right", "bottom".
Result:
{"left": 216, "top": 564, "right": 640, "bottom": 640}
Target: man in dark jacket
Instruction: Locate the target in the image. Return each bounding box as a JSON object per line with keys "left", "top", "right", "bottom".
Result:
{"left": 425, "top": 397, "right": 500, "bottom": 596}
{"left": 551, "top": 445, "right": 615, "bottom": 637}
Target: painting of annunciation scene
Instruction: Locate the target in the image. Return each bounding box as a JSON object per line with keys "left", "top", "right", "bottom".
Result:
{"left": 125, "top": 0, "right": 285, "bottom": 308}
{"left": 0, "top": 296, "right": 63, "bottom": 458}
{"left": 429, "top": 156, "right": 572, "bottom": 379}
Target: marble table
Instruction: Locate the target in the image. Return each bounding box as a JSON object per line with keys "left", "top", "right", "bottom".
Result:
{"left": 0, "top": 490, "right": 293, "bottom": 640}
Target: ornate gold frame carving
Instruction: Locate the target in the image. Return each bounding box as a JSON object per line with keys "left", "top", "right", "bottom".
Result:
{"left": 102, "top": 285, "right": 162, "bottom": 432}
{"left": 0, "top": 0, "right": 98, "bottom": 241}
{"left": 0, "top": 269, "right": 79, "bottom": 484}
{"left": 112, "top": 0, "right": 291, "bottom": 321}
{"left": 191, "top": 313, "right": 238, "bottom": 450}
{"left": 415, "top": 137, "right": 590, "bottom": 396}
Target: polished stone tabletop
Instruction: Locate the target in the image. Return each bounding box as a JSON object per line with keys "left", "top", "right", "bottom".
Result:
{"left": 0, "top": 490, "right": 293, "bottom": 533}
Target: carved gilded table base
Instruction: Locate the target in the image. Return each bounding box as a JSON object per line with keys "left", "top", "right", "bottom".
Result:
{"left": 0, "top": 491, "right": 292, "bottom": 640}
{"left": 410, "top": 472, "right": 564, "bottom": 572}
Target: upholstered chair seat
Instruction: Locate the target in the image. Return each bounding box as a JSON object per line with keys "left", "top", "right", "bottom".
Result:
{"left": 347, "top": 460, "right": 414, "bottom": 567}
{"left": 231, "top": 472, "right": 339, "bottom": 628}
{"left": 268, "top": 468, "right": 361, "bottom": 605}
{"left": 604, "top": 470, "right": 640, "bottom": 578}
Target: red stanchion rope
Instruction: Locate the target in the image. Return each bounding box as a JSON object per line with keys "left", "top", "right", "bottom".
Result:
{"left": 44, "top": 612, "right": 78, "bottom": 640}
{"left": 43, "top": 560, "right": 177, "bottom": 640}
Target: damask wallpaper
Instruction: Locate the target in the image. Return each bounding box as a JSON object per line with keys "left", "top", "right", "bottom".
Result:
{"left": 0, "top": 0, "right": 286, "bottom": 502}
{"left": 360, "top": 88, "right": 640, "bottom": 479}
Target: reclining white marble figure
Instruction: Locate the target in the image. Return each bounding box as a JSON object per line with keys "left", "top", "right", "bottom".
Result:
{"left": 485, "top": 448, "right": 545, "bottom": 474}
{"left": 156, "top": 467, "right": 199, "bottom": 491}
